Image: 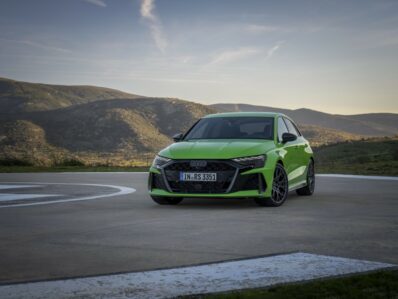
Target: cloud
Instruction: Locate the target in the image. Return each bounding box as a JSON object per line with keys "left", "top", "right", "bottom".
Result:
{"left": 246, "top": 24, "right": 286, "bottom": 33}
{"left": 0, "top": 38, "right": 71, "bottom": 53}
{"left": 139, "top": 0, "right": 167, "bottom": 52}
{"left": 265, "top": 42, "right": 283, "bottom": 59}
{"left": 245, "top": 24, "right": 321, "bottom": 34}
{"left": 210, "top": 47, "right": 262, "bottom": 65}
{"left": 209, "top": 43, "right": 283, "bottom": 65}
{"left": 140, "top": 0, "right": 155, "bottom": 20}
{"left": 83, "top": 0, "right": 107, "bottom": 7}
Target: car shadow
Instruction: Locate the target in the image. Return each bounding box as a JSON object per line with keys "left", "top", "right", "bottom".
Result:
{"left": 151, "top": 191, "right": 303, "bottom": 210}
{"left": 178, "top": 198, "right": 258, "bottom": 209}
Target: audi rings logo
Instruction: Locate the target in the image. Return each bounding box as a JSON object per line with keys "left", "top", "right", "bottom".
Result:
{"left": 190, "top": 160, "right": 207, "bottom": 168}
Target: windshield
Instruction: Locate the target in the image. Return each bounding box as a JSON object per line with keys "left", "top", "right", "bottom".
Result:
{"left": 184, "top": 117, "right": 274, "bottom": 140}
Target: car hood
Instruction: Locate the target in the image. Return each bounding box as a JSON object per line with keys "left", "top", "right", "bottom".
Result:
{"left": 159, "top": 139, "right": 275, "bottom": 160}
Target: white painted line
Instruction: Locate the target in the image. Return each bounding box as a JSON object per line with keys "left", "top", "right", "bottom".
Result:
{"left": 0, "top": 183, "right": 136, "bottom": 209}
{"left": 317, "top": 174, "right": 398, "bottom": 181}
{"left": 59, "top": 172, "right": 147, "bottom": 174}
{"left": 0, "top": 252, "right": 394, "bottom": 299}
{"left": 0, "top": 185, "right": 42, "bottom": 190}
{"left": 66, "top": 172, "right": 398, "bottom": 181}
{"left": 7, "top": 172, "right": 396, "bottom": 181}
{"left": 0, "top": 194, "right": 61, "bottom": 202}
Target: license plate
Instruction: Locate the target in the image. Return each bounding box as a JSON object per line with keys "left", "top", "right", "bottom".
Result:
{"left": 180, "top": 172, "right": 217, "bottom": 182}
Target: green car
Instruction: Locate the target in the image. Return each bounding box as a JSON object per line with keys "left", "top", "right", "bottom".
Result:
{"left": 148, "top": 112, "right": 315, "bottom": 207}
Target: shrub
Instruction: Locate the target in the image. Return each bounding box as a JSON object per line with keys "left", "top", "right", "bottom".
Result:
{"left": 0, "top": 158, "right": 33, "bottom": 166}
{"left": 55, "top": 159, "right": 85, "bottom": 167}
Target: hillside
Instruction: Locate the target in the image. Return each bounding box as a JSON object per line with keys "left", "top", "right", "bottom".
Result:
{"left": 314, "top": 138, "right": 398, "bottom": 175}
{"left": 0, "top": 97, "right": 214, "bottom": 166}
{"left": 0, "top": 77, "right": 140, "bottom": 113}
{"left": 298, "top": 125, "right": 363, "bottom": 147}
{"left": 0, "top": 77, "right": 396, "bottom": 166}
{"left": 210, "top": 104, "right": 398, "bottom": 137}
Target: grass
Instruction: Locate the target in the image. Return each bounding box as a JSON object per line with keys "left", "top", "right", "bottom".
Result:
{"left": 1, "top": 138, "right": 397, "bottom": 175}
{"left": 0, "top": 165, "right": 149, "bottom": 173}
{"left": 314, "top": 138, "right": 398, "bottom": 176}
{"left": 184, "top": 270, "right": 398, "bottom": 299}
{"left": 316, "top": 161, "right": 398, "bottom": 176}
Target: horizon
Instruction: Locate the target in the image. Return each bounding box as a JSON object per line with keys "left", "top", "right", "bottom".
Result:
{"left": 2, "top": 75, "right": 397, "bottom": 116}
{"left": 1, "top": 0, "right": 398, "bottom": 114}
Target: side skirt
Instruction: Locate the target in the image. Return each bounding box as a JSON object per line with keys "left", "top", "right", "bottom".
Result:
{"left": 288, "top": 181, "right": 307, "bottom": 192}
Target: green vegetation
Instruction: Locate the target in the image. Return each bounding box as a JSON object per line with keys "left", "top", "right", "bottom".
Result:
{"left": 1, "top": 138, "right": 398, "bottom": 175}
{"left": 314, "top": 137, "right": 398, "bottom": 176}
{"left": 0, "top": 158, "right": 33, "bottom": 167}
{"left": 0, "top": 157, "right": 150, "bottom": 172}
{"left": 0, "top": 165, "right": 149, "bottom": 173}
{"left": 1, "top": 77, "right": 397, "bottom": 173}
{"left": 185, "top": 270, "right": 398, "bottom": 299}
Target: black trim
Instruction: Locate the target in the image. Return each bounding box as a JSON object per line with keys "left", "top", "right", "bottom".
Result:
{"left": 153, "top": 159, "right": 266, "bottom": 194}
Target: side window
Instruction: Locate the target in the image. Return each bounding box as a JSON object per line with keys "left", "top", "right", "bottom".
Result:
{"left": 277, "top": 117, "right": 289, "bottom": 142}
{"left": 283, "top": 118, "right": 300, "bottom": 136}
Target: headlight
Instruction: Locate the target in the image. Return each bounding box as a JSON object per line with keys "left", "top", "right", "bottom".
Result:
{"left": 232, "top": 155, "right": 265, "bottom": 169}
{"left": 152, "top": 155, "right": 171, "bottom": 169}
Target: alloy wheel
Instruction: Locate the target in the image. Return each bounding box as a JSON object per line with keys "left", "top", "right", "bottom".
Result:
{"left": 272, "top": 165, "right": 288, "bottom": 203}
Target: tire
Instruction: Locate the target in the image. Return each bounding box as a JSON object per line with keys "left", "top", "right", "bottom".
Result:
{"left": 254, "top": 163, "right": 288, "bottom": 207}
{"left": 296, "top": 160, "right": 315, "bottom": 196}
{"left": 151, "top": 195, "right": 183, "bottom": 205}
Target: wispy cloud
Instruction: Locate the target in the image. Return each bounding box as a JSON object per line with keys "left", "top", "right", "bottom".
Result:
{"left": 265, "top": 42, "right": 283, "bottom": 59}
{"left": 83, "top": 0, "right": 107, "bottom": 7}
{"left": 245, "top": 24, "right": 321, "bottom": 34}
{"left": 209, "top": 43, "right": 283, "bottom": 65}
{"left": 246, "top": 24, "right": 289, "bottom": 33}
{"left": 210, "top": 47, "right": 262, "bottom": 65}
{"left": 139, "top": 0, "right": 167, "bottom": 52}
{"left": 0, "top": 38, "right": 71, "bottom": 53}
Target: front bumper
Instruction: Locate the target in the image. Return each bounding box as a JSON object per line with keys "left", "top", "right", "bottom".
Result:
{"left": 148, "top": 159, "right": 273, "bottom": 198}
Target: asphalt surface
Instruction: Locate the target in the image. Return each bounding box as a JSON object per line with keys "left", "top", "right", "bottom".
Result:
{"left": 0, "top": 172, "right": 397, "bottom": 284}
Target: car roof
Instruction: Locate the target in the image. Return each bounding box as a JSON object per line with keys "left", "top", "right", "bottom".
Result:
{"left": 204, "top": 112, "right": 286, "bottom": 118}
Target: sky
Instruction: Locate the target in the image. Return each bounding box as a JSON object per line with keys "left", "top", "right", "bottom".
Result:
{"left": 0, "top": 0, "right": 397, "bottom": 114}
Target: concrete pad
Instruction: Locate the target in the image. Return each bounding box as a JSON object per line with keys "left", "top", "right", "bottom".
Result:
{"left": 0, "top": 252, "right": 394, "bottom": 299}
{"left": 0, "top": 172, "right": 397, "bottom": 284}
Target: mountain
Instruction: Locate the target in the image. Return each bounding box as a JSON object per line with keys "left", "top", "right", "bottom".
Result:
{"left": 296, "top": 125, "right": 363, "bottom": 147}
{"left": 0, "top": 77, "right": 140, "bottom": 113}
{"left": 0, "top": 88, "right": 214, "bottom": 166}
{"left": 210, "top": 104, "right": 398, "bottom": 137}
{"left": 0, "top": 77, "right": 396, "bottom": 166}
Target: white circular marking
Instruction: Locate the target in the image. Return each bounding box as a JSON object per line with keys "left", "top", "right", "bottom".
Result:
{"left": 0, "top": 182, "right": 136, "bottom": 209}
{"left": 317, "top": 174, "right": 398, "bottom": 181}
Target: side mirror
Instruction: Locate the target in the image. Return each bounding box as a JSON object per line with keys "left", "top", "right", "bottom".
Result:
{"left": 282, "top": 132, "right": 297, "bottom": 143}
{"left": 173, "top": 133, "right": 184, "bottom": 142}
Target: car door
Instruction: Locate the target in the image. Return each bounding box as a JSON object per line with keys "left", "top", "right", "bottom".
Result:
{"left": 283, "top": 117, "right": 307, "bottom": 185}
{"left": 277, "top": 117, "right": 298, "bottom": 183}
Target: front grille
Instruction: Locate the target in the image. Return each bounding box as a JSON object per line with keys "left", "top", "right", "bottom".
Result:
{"left": 163, "top": 160, "right": 237, "bottom": 193}
{"left": 165, "top": 161, "right": 235, "bottom": 171}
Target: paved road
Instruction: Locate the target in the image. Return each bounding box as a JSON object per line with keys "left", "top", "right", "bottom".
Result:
{"left": 0, "top": 172, "right": 397, "bottom": 284}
